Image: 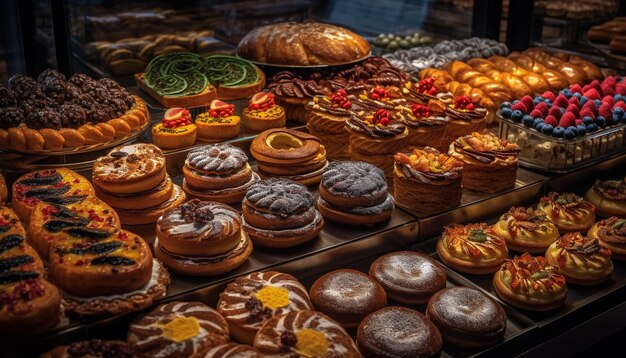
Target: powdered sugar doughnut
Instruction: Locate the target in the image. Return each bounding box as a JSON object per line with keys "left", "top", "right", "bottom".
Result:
{"left": 185, "top": 144, "right": 248, "bottom": 174}
{"left": 245, "top": 178, "right": 314, "bottom": 217}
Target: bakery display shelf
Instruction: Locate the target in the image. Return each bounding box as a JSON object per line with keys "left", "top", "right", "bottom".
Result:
{"left": 587, "top": 40, "right": 626, "bottom": 71}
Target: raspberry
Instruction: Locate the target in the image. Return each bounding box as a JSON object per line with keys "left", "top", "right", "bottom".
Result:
{"left": 579, "top": 108, "right": 595, "bottom": 120}
{"left": 582, "top": 100, "right": 598, "bottom": 114}
{"left": 616, "top": 84, "right": 626, "bottom": 96}
{"left": 554, "top": 95, "right": 569, "bottom": 108}
{"left": 542, "top": 91, "right": 556, "bottom": 101}
{"left": 548, "top": 106, "right": 563, "bottom": 119}
{"left": 602, "top": 76, "right": 617, "bottom": 87}
{"left": 544, "top": 115, "right": 558, "bottom": 127}
{"left": 614, "top": 102, "right": 626, "bottom": 111}
{"left": 535, "top": 101, "right": 549, "bottom": 116}
{"left": 589, "top": 80, "right": 601, "bottom": 91}
{"left": 575, "top": 119, "right": 583, "bottom": 126}
{"left": 602, "top": 85, "right": 616, "bottom": 97}
{"left": 520, "top": 95, "right": 534, "bottom": 111}
{"left": 598, "top": 103, "right": 612, "bottom": 119}
{"left": 583, "top": 88, "right": 600, "bottom": 100}
{"left": 559, "top": 112, "right": 576, "bottom": 128}
{"left": 511, "top": 102, "right": 528, "bottom": 113}
{"left": 570, "top": 84, "right": 583, "bottom": 94}
{"left": 602, "top": 95, "right": 616, "bottom": 107}
{"left": 566, "top": 104, "right": 580, "bottom": 117}
{"left": 530, "top": 109, "right": 543, "bottom": 119}
{"left": 568, "top": 96, "right": 580, "bottom": 107}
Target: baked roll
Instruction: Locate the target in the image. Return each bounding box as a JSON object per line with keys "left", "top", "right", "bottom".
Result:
{"left": 584, "top": 178, "right": 626, "bottom": 218}
{"left": 217, "top": 271, "right": 313, "bottom": 344}
{"left": 493, "top": 253, "right": 567, "bottom": 311}
{"left": 493, "top": 206, "right": 559, "bottom": 253}
{"left": 448, "top": 132, "right": 520, "bottom": 193}
{"left": 545, "top": 233, "right": 613, "bottom": 285}
{"left": 537, "top": 192, "right": 596, "bottom": 233}
{"left": 437, "top": 223, "right": 508, "bottom": 274}
{"left": 588, "top": 217, "right": 626, "bottom": 260}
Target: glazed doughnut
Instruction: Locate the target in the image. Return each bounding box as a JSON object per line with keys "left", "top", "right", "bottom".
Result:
{"left": 545, "top": 233, "right": 613, "bottom": 285}
{"left": 493, "top": 253, "right": 567, "bottom": 311}
{"left": 128, "top": 301, "right": 229, "bottom": 358}
{"left": 357, "top": 307, "right": 442, "bottom": 358}
{"left": 369, "top": 251, "right": 446, "bottom": 304}
{"left": 584, "top": 178, "right": 626, "bottom": 218}
{"left": 217, "top": 271, "right": 313, "bottom": 344}
{"left": 114, "top": 184, "right": 186, "bottom": 225}
{"left": 437, "top": 223, "right": 508, "bottom": 274}
{"left": 493, "top": 206, "right": 559, "bottom": 253}
{"left": 199, "top": 343, "right": 260, "bottom": 358}
{"left": 92, "top": 144, "right": 166, "bottom": 194}
{"left": 588, "top": 217, "right": 626, "bottom": 260}
{"left": 318, "top": 161, "right": 393, "bottom": 225}
{"left": 253, "top": 310, "right": 360, "bottom": 357}
{"left": 41, "top": 340, "right": 135, "bottom": 358}
{"left": 309, "top": 269, "right": 387, "bottom": 328}
{"left": 537, "top": 192, "right": 596, "bottom": 233}
{"left": 242, "top": 178, "right": 323, "bottom": 248}
{"left": 426, "top": 287, "right": 506, "bottom": 348}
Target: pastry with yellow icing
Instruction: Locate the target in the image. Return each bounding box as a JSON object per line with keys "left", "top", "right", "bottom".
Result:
{"left": 242, "top": 92, "right": 286, "bottom": 132}
{"left": 537, "top": 192, "right": 596, "bottom": 233}
{"left": 493, "top": 206, "right": 559, "bottom": 253}
{"left": 584, "top": 178, "right": 626, "bottom": 218}
{"left": 195, "top": 100, "right": 241, "bottom": 141}
{"left": 217, "top": 271, "right": 313, "bottom": 344}
{"left": 588, "top": 217, "right": 626, "bottom": 260}
{"left": 493, "top": 253, "right": 567, "bottom": 311}
{"left": 253, "top": 310, "right": 360, "bottom": 357}
{"left": 128, "top": 301, "right": 229, "bottom": 358}
{"left": 545, "top": 232, "right": 613, "bottom": 285}
{"left": 437, "top": 223, "right": 508, "bottom": 274}
{"left": 152, "top": 107, "right": 197, "bottom": 149}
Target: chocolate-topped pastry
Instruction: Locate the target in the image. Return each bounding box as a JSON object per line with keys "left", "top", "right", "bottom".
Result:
{"left": 589, "top": 217, "right": 626, "bottom": 260}
{"left": 37, "top": 69, "right": 66, "bottom": 84}
{"left": 369, "top": 251, "right": 446, "bottom": 304}
{"left": 537, "top": 192, "right": 596, "bottom": 233}
{"left": 309, "top": 269, "right": 387, "bottom": 328}
{"left": 0, "top": 107, "right": 25, "bottom": 128}
{"left": 183, "top": 144, "right": 259, "bottom": 204}
{"left": 318, "top": 161, "right": 393, "bottom": 225}
{"left": 199, "top": 343, "right": 260, "bottom": 358}
{"left": 59, "top": 103, "right": 87, "bottom": 128}
{"left": 545, "top": 232, "right": 613, "bottom": 285}
{"left": 242, "top": 178, "right": 323, "bottom": 248}
{"left": 128, "top": 301, "right": 229, "bottom": 358}
{"left": 218, "top": 271, "right": 313, "bottom": 344}
{"left": 396, "top": 100, "right": 449, "bottom": 151}
{"left": 154, "top": 199, "right": 252, "bottom": 276}
{"left": 351, "top": 86, "right": 405, "bottom": 113}
{"left": 42, "top": 339, "right": 134, "bottom": 358}
{"left": 305, "top": 90, "right": 354, "bottom": 160}
{"left": 26, "top": 108, "right": 62, "bottom": 130}
{"left": 357, "top": 307, "right": 442, "bottom": 358}
{"left": 585, "top": 178, "right": 626, "bottom": 218}
{"left": 0, "top": 87, "right": 15, "bottom": 107}
{"left": 441, "top": 94, "right": 488, "bottom": 147}
{"left": 253, "top": 310, "right": 361, "bottom": 357}
{"left": 426, "top": 286, "right": 506, "bottom": 348}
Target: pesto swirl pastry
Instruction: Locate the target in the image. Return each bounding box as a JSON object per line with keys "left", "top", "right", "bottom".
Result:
{"left": 493, "top": 206, "right": 559, "bottom": 253}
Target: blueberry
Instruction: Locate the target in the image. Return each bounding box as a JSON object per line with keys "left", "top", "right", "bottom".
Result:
{"left": 520, "top": 114, "right": 532, "bottom": 124}
{"left": 513, "top": 100, "right": 520, "bottom": 105}
{"left": 560, "top": 107, "right": 566, "bottom": 114}
{"left": 534, "top": 98, "right": 542, "bottom": 105}
{"left": 596, "top": 116, "right": 606, "bottom": 128}
{"left": 615, "top": 94, "right": 623, "bottom": 102}
{"left": 553, "top": 126, "right": 565, "bottom": 138}
{"left": 613, "top": 113, "right": 622, "bottom": 124}
{"left": 562, "top": 88, "right": 571, "bottom": 94}
{"left": 544, "top": 100, "right": 553, "bottom": 107}
{"left": 573, "top": 92, "right": 582, "bottom": 99}
{"left": 580, "top": 97, "right": 589, "bottom": 105}
{"left": 533, "top": 118, "right": 544, "bottom": 130}
{"left": 564, "top": 127, "right": 576, "bottom": 139}
{"left": 501, "top": 107, "right": 513, "bottom": 119}
{"left": 541, "top": 124, "right": 554, "bottom": 135}
{"left": 594, "top": 99, "right": 602, "bottom": 107}
{"left": 582, "top": 116, "right": 594, "bottom": 125}
{"left": 500, "top": 101, "right": 512, "bottom": 109}
{"left": 614, "top": 107, "right": 625, "bottom": 116}
{"left": 576, "top": 124, "right": 587, "bottom": 135}
{"left": 511, "top": 110, "right": 524, "bottom": 122}
{"left": 587, "top": 123, "right": 599, "bottom": 132}
{"left": 522, "top": 115, "right": 535, "bottom": 127}
{"left": 535, "top": 96, "right": 544, "bottom": 102}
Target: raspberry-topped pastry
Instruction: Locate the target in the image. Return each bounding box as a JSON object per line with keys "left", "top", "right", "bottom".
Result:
{"left": 152, "top": 107, "right": 197, "bottom": 149}
{"left": 493, "top": 253, "right": 567, "bottom": 311}
{"left": 545, "top": 233, "right": 613, "bottom": 285}
{"left": 217, "top": 271, "right": 313, "bottom": 344}
{"left": 437, "top": 223, "right": 508, "bottom": 274}
{"left": 585, "top": 178, "right": 626, "bottom": 218}
{"left": 242, "top": 92, "right": 286, "bottom": 132}
{"left": 195, "top": 100, "right": 240, "bottom": 141}
{"left": 537, "top": 192, "right": 596, "bottom": 233}
{"left": 305, "top": 89, "right": 354, "bottom": 160}
{"left": 442, "top": 94, "right": 488, "bottom": 146}
{"left": 448, "top": 132, "right": 520, "bottom": 193}
{"left": 396, "top": 100, "right": 449, "bottom": 150}
{"left": 588, "top": 217, "right": 626, "bottom": 260}
{"left": 493, "top": 206, "right": 559, "bottom": 253}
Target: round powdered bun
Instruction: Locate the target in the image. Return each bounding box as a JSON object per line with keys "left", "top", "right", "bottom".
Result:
{"left": 320, "top": 161, "right": 388, "bottom": 208}
{"left": 309, "top": 269, "right": 387, "bottom": 328}
{"left": 157, "top": 199, "right": 242, "bottom": 257}
{"left": 93, "top": 144, "right": 165, "bottom": 194}
{"left": 427, "top": 287, "right": 506, "bottom": 348}
{"left": 42, "top": 339, "right": 135, "bottom": 358}
{"left": 128, "top": 301, "right": 229, "bottom": 358}
{"left": 253, "top": 310, "right": 361, "bottom": 357}
{"left": 217, "top": 271, "right": 313, "bottom": 345}
{"left": 185, "top": 143, "right": 248, "bottom": 174}
{"left": 245, "top": 177, "right": 314, "bottom": 216}
{"left": 199, "top": 343, "right": 260, "bottom": 358}
{"left": 357, "top": 307, "right": 443, "bottom": 358}
{"left": 369, "top": 251, "right": 446, "bottom": 304}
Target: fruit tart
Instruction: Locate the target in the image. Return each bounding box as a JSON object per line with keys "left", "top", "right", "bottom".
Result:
{"left": 396, "top": 100, "right": 449, "bottom": 151}
{"left": 402, "top": 78, "right": 441, "bottom": 103}
{"left": 493, "top": 253, "right": 567, "bottom": 311}
{"left": 151, "top": 107, "right": 196, "bottom": 149}
{"left": 437, "top": 223, "right": 508, "bottom": 274}
{"left": 537, "top": 192, "right": 596, "bottom": 233}
{"left": 195, "top": 99, "right": 241, "bottom": 141}
{"left": 305, "top": 89, "right": 353, "bottom": 160}
{"left": 545, "top": 233, "right": 613, "bottom": 285}
{"left": 394, "top": 147, "right": 463, "bottom": 216}
{"left": 448, "top": 132, "right": 520, "bottom": 193}
{"left": 584, "top": 178, "right": 626, "bottom": 218}
{"left": 588, "top": 217, "right": 626, "bottom": 260}
{"left": 242, "top": 92, "right": 286, "bottom": 132}
{"left": 493, "top": 206, "right": 559, "bottom": 253}
{"left": 442, "top": 94, "right": 488, "bottom": 147}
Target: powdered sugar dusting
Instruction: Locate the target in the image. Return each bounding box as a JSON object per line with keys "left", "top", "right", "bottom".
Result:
{"left": 373, "top": 252, "right": 445, "bottom": 293}
{"left": 317, "top": 270, "right": 381, "bottom": 315}
{"left": 430, "top": 287, "right": 504, "bottom": 332}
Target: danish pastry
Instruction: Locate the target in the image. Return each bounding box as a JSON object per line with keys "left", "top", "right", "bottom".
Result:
{"left": 588, "top": 217, "right": 626, "bottom": 260}
{"left": 537, "top": 192, "right": 596, "bottom": 233}
{"left": 195, "top": 100, "right": 240, "bottom": 142}
{"left": 545, "top": 233, "right": 613, "bottom": 285}
{"left": 152, "top": 107, "right": 197, "bottom": 149}
{"left": 396, "top": 100, "right": 449, "bottom": 151}
{"left": 584, "top": 178, "right": 626, "bottom": 218}
{"left": 493, "top": 206, "right": 559, "bottom": 253}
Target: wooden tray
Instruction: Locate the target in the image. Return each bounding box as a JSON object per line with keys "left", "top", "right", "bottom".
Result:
{"left": 134, "top": 73, "right": 218, "bottom": 108}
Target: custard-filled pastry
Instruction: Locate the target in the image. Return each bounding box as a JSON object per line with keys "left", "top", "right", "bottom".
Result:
{"left": 545, "top": 233, "right": 613, "bottom": 285}
{"left": 584, "top": 178, "right": 626, "bottom": 218}
{"left": 493, "top": 206, "right": 559, "bottom": 253}
{"left": 493, "top": 253, "right": 567, "bottom": 311}
{"left": 588, "top": 217, "right": 626, "bottom": 260}
{"left": 448, "top": 132, "right": 520, "bottom": 193}
{"left": 437, "top": 223, "right": 508, "bottom": 274}
{"left": 537, "top": 192, "right": 596, "bottom": 233}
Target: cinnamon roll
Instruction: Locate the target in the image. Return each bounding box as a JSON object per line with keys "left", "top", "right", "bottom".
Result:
{"left": 537, "top": 192, "right": 596, "bottom": 233}
{"left": 493, "top": 206, "right": 559, "bottom": 253}
{"left": 437, "top": 223, "right": 508, "bottom": 274}
{"left": 545, "top": 233, "right": 613, "bottom": 285}
{"left": 588, "top": 217, "right": 626, "bottom": 260}
{"left": 448, "top": 132, "right": 520, "bottom": 193}
{"left": 584, "top": 178, "right": 626, "bottom": 218}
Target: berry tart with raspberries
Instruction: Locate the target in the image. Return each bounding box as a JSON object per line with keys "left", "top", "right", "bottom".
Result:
{"left": 242, "top": 92, "right": 286, "bottom": 132}
{"left": 195, "top": 100, "right": 241, "bottom": 141}
{"left": 151, "top": 107, "right": 197, "bottom": 149}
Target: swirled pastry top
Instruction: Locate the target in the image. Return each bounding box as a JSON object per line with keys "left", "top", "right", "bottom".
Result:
{"left": 201, "top": 343, "right": 260, "bottom": 358}
{"left": 12, "top": 168, "right": 94, "bottom": 209}
{"left": 346, "top": 110, "right": 406, "bottom": 138}
{"left": 245, "top": 178, "right": 314, "bottom": 216}
{"left": 93, "top": 144, "right": 165, "bottom": 182}
{"left": 237, "top": 21, "right": 370, "bottom": 66}
{"left": 592, "top": 217, "right": 626, "bottom": 245}
{"left": 591, "top": 179, "right": 626, "bottom": 201}
{"left": 547, "top": 233, "right": 612, "bottom": 270}
{"left": 495, "top": 206, "right": 558, "bottom": 241}
{"left": 185, "top": 144, "right": 248, "bottom": 174}
{"left": 397, "top": 101, "right": 449, "bottom": 128}
{"left": 321, "top": 161, "right": 387, "bottom": 198}
{"left": 441, "top": 223, "right": 508, "bottom": 263}
{"left": 445, "top": 94, "right": 488, "bottom": 122}
{"left": 538, "top": 192, "right": 595, "bottom": 223}
{"left": 157, "top": 199, "right": 241, "bottom": 242}
{"left": 498, "top": 253, "right": 566, "bottom": 298}
{"left": 451, "top": 132, "right": 520, "bottom": 164}
{"left": 394, "top": 147, "right": 463, "bottom": 184}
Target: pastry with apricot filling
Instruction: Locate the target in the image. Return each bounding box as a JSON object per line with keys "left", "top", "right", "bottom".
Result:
{"left": 493, "top": 206, "right": 559, "bottom": 253}
{"left": 537, "top": 192, "right": 596, "bottom": 233}
{"left": 545, "top": 233, "right": 613, "bottom": 285}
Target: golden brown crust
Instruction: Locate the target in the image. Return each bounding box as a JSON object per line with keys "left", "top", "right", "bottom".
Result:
{"left": 114, "top": 184, "right": 186, "bottom": 225}
{"left": 545, "top": 233, "right": 613, "bottom": 285}
{"left": 538, "top": 192, "right": 596, "bottom": 233}
{"left": 588, "top": 217, "right": 626, "bottom": 261}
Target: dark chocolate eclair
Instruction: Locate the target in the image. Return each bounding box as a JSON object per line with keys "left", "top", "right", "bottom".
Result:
{"left": 321, "top": 161, "right": 388, "bottom": 198}
{"left": 346, "top": 111, "right": 406, "bottom": 138}
{"left": 244, "top": 178, "right": 314, "bottom": 217}
{"left": 186, "top": 144, "right": 248, "bottom": 174}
